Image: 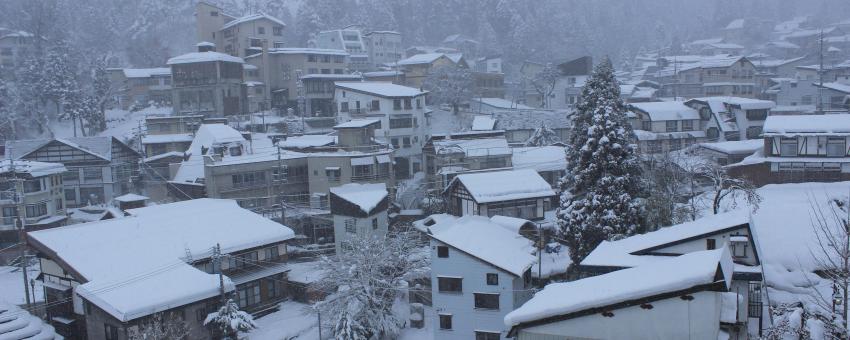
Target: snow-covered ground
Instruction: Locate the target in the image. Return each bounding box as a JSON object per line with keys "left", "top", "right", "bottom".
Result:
{"left": 50, "top": 106, "right": 173, "bottom": 142}
{"left": 0, "top": 265, "right": 44, "bottom": 305}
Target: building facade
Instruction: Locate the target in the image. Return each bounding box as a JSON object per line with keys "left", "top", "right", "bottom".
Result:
{"left": 168, "top": 51, "right": 247, "bottom": 117}
{"left": 0, "top": 160, "right": 67, "bottom": 242}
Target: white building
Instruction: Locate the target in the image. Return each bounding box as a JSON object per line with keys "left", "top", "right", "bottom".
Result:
{"left": 506, "top": 249, "right": 742, "bottom": 340}
{"left": 685, "top": 97, "right": 776, "bottom": 142}
{"left": 427, "top": 215, "right": 537, "bottom": 340}
{"left": 329, "top": 182, "right": 389, "bottom": 254}
{"left": 314, "top": 27, "right": 371, "bottom": 71}
{"left": 363, "top": 30, "right": 403, "bottom": 69}
{"left": 335, "top": 81, "right": 430, "bottom": 179}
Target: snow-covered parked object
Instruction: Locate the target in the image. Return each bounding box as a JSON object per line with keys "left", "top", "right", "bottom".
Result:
{"left": 427, "top": 215, "right": 536, "bottom": 340}
{"left": 330, "top": 183, "right": 388, "bottom": 215}
{"left": 329, "top": 183, "right": 390, "bottom": 254}
{"left": 444, "top": 169, "right": 555, "bottom": 221}
{"left": 27, "top": 199, "right": 295, "bottom": 323}
{"left": 0, "top": 301, "right": 62, "bottom": 339}
{"left": 505, "top": 249, "right": 737, "bottom": 339}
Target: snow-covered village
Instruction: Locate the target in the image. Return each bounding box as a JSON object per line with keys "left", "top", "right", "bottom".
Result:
{"left": 2, "top": 0, "right": 850, "bottom": 339}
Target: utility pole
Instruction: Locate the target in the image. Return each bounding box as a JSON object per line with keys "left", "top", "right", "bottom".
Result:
{"left": 537, "top": 223, "right": 543, "bottom": 288}
{"left": 213, "top": 243, "right": 226, "bottom": 306}
{"left": 317, "top": 310, "right": 322, "bottom": 339}
{"left": 10, "top": 149, "right": 31, "bottom": 308}
{"left": 817, "top": 29, "right": 825, "bottom": 114}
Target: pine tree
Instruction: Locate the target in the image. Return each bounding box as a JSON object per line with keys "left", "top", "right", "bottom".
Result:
{"left": 558, "top": 58, "right": 644, "bottom": 264}
{"left": 525, "top": 123, "right": 561, "bottom": 146}
{"left": 204, "top": 298, "right": 256, "bottom": 339}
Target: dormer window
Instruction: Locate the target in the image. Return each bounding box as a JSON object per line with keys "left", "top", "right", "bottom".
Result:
{"left": 730, "top": 235, "right": 748, "bottom": 258}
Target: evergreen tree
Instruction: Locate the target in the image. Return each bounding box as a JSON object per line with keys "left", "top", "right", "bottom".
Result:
{"left": 525, "top": 123, "right": 561, "bottom": 146}
{"left": 42, "top": 41, "right": 81, "bottom": 136}
{"left": 204, "top": 298, "right": 256, "bottom": 339}
{"left": 90, "top": 57, "right": 113, "bottom": 132}
{"left": 558, "top": 58, "right": 644, "bottom": 264}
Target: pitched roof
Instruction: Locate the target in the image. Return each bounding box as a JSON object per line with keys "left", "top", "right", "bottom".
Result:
{"left": 471, "top": 115, "right": 497, "bottom": 131}
{"left": 816, "top": 82, "right": 850, "bottom": 94}
{"left": 167, "top": 51, "right": 244, "bottom": 65}
{"left": 221, "top": 13, "right": 286, "bottom": 30}
{"left": 505, "top": 249, "right": 733, "bottom": 327}
{"left": 6, "top": 136, "right": 124, "bottom": 161}
{"left": 0, "top": 159, "right": 66, "bottom": 178}
{"left": 580, "top": 210, "right": 751, "bottom": 268}
{"left": 329, "top": 183, "right": 388, "bottom": 214}
{"left": 432, "top": 137, "right": 511, "bottom": 157}
{"left": 762, "top": 114, "right": 850, "bottom": 136}
{"left": 492, "top": 110, "right": 571, "bottom": 131}
{"left": 511, "top": 146, "right": 568, "bottom": 172}
{"left": 630, "top": 101, "right": 700, "bottom": 121}
{"left": 427, "top": 215, "right": 535, "bottom": 276}
{"left": 396, "top": 53, "right": 447, "bottom": 66}
{"left": 448, "top": 169, "right": 555, "bottom": 203}
{"left": 172, "top": 124, "right": 246, "bottom": 184}
{"left": 122, "top": 68, "right": 171, "bottom": 78}
{"left": 335, "top": 81, "right": 426, "bottom": 98}
{"left": 28, "top": 199, "right": 294, "bottom": 322}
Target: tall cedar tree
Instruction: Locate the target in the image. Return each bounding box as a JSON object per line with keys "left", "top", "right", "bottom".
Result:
{"left": 558, "top": 58, "right": 644, "bottom": 264}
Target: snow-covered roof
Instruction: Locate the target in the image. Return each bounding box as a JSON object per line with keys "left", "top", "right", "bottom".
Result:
{"left": 396, "top": 53, "right": 447, "bottom": 66}
{"left": 335, "top": 81, "right": 426, "bottom": 98}
{"left": 172, "top": 124, "right": 246, "bottom": 184}
{"left": 630, "top": 101, "right": 700, "bottom": 121}
{"left": 687, "top": 37, "right": 724, "bottom": 46}
{"left": 632, "top": 130, "right": 706, "bottom": 141}
{"left": 6, "top": 136, "right": 123, "bottom": 161}
{"left": 766, "top": 41, "right": 800, "bottom": 49}
{"left": 692, "top": 96, "right": 776, "bottom": 111}
{"left": 512, "top": 146, "right": 567, "bottom": 173}
{"left": 0, "top": 301, "right": 61, "bottom": 339}
{"left": 141, "top": 133, "right": 194, "bottom": 145}
{"left": 28, "top": 199, "right": 294, "bottom": 322}
{"left": 471, "top": 115, "right": 497, "bottom": 131}
{"left": 816, "top": 82, "right": 850, "bottom": 94}
{"left": 329, "top": 183, "right": 388, "bottom": 213}
{"left": 143, "top": 151, "right": 184, "bottom": 163}
{"left": 762, "top": 114, "right": 850, "bottom": 136}
{"left": 196, "top": 41, "right": 215, "bottom": 47}
{"left": 167, "top": 51, "right": 244, "bottom": 65}
{"left": 113, "top": 193, "right": 149, "bottom": 203}
{"left": 333, "top": 119, "right": 381, "bottom": 129}
{"left": 221, "top": 12, "right": 286, "bottom": 30}
{"left": 448, "top": 169, "right": 556, "bottom": 203}
{"left": 505, "top": 249, "right": 733, "bottom": 327}
{"left": 301, "top": 74, "right": 361, "bottom": 80}
{"left": 267, "top": 47, "right": 347, "bottom": 56}
{"left": 279, "top": 135, "right": 337, "bottom": 149}
{"left": 471, "top": 97, "right": 534, "bottom": 110}
{"left": 581, "top": 210, "right": 751, "bottom": 268}
{"left": 363, "top": 70, "right": 403, "bottom": 77}
{"left": 427, "top": 215, "right": 535, "bottom": 276}
{"left": 0, "top": 159, "right": 66, "bottom": 178}
{"left": 492, "top": 110, "right": 571, "bottom": 131}
{"left": 433, "top": 137, "right": 511, "bottom": 157}
{"left": 122, "top": 67, "right": 171, "bottom": 78}
{"left": 489, "top": 215, "right": 535, "bottom": 234}
{"left": 700, "top": 139, "right": 763, "bottom": 155}
{"left": 725, "top": 19, "right": 745, "bottom": 30}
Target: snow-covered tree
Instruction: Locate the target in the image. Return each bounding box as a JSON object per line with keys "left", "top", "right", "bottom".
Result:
{"left": 525, "top": 123, "right": 561, "bottom": 146}
{"left": 762, "top": 303, "right": 814, "bottom": 340}
{"left": 128, "top": 311, "right": 190, "bottom": 340}
{"left": 808, "top": 196, "right": 850, "bottom": 331}
{"left": 315, "top": 227, "right": 429, "bottom": 339}
{"left": 423, "top": 64, "right": 473, "bottom": 114}
{"left": 698, "top": 162, "right": 761, "bottom": 215}
{"left": 527, "top": 63, "right": 560, "bottom": 108}
{"left": 204, "top": 299, "right": 256, "bottom": 339}
{"left": 42, "top": 41, "right": 82, "bottom": 136}
{"left": 557, "top": 58, "right": 644, "bottom": 264}
{"left": 88, "top": 56, "right": 114, "bottom": 133}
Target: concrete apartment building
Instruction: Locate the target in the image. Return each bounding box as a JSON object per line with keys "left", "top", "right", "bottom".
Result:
{"left": 335, "top": 82, "right": 430, "bottom": 179}
{"left": 363, "top": 30, "right": 403, "bottom": 69}
{"left": 655, "top": 56, "right": 760, "bottom": 99}
{"left": 5, "top": 137, "right": 140, "bottom": 208}
{"left": 107, "top": 68, "right": 172, "bottom": 110}
{"left": 244, "top": 48, "right": 351, "bottom": 114}
{"left": 168, "top": 49, "right": 247, "bottom": 117}
{"left": 0, "top": 27, "right": 34, "bottom": 69}
{"left": 314, "top": 27, "right": 371, "bottom": 72}
{"left": 195, "top": 1, "right": 286, "bottom": 58}
{"left": 0, "top": 160, "right": 67, "bottom": 242}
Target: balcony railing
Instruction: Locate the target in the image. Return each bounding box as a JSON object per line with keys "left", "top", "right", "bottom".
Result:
{"left": 352, "top": 172, "right": 391, "bottom": 182}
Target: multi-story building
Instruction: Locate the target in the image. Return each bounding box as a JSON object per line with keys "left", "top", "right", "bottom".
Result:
{"left": 728, "top": 114, "right": 850, "bottom": 186}
{"left": 329, "top": 183, "right": 389, "bottom": 254}
{"left": 335, "top": 81, "right": 430, "bottom": 179}
{"left": 244, "top": 48, "right": 350, "bottom": 113}
{"left": 27, "top": 199, "right": 295, "bottom": 339}
{"left": 684, "top": 97, "right": 775, "bottom": 142}
{"left": 363, "top": 30, "right": 403, "bottom": 69}
{"left": 108, "top": 68, "right": 172, "bottom": 110}
{"left": 168, "top": 49, "right": 247, "bottom": 117}
{"left": 314, "top": 26, "right": 371, "bottom": 72}
{"left": 520, "top": 57, "right": 592, "bottom": 109}
{"left": 0, "top": 160, "right": 67, "bottom": 241}
{"left": 0, "top": 28, "right": 34, "bottom": 69}
{"left": 140, "top": 114, "right": 204, "bottom": 157}
{"left": 5, "top": 137, "right": 140, "bottom": 207}
{"left": 443, "top": 169, "right": 555, "bottom": 221}
{"left": 395, "top": 53, "right": 466, "bottom": 89}
{"left": 655, "top": 56, "right": 759, "bottom": 99}
{"left": 195, "top": 2, "right": 286, "bottom": 58}
{"left": 628, "top": 101, "right": 706, "bottom": 154}
{"left": 423, "top": 130, "right": 512, "bottom": 189}
{"left": 427, "top": 214, "right": 536, "bottom": 340}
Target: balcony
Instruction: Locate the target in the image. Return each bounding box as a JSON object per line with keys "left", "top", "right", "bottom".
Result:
{"left": 351, "top": 172, "right": 391, "bottom": 182}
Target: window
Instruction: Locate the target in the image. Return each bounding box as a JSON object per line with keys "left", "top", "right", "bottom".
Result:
{"left": 340, "top": 102, "right": 349, "bottom": 112}
{"left": 706, "top": 238, "right": 716, "bottom": 250}
{"left": 404, "top": 98, "right": 412, "bottom": 109}
{"left": 83, "top": 168, "right": 102, "bottom": 181}
{"left": 802, "top": 95, "right": 813, "bottom": 105}
{"left": 665, "top": 120, "right": 678, "bottom": 132}
{"left": 707, "top": 127, "right": 719, "bottom": 139}
{"left": 237, "top": 281, "right": 261, "bottom": 308}
{"left": 308, "top": 54, "right": 317, "bottom": 62}
{"left": 641, "top": 120, "right": 651, "bottom": 131}
{"left": 64, "top": 189, "right": 76, "bottom": 201}
{"left": 393, "top": 99, "right": 402, "bottom": 110}
{"left": 334, "top": 55, "right": 345, "bottom": 63}
{"left": 273, "top": 26, "right": 283, "bottom": 36}
{"left": 229, "top": 251, "right": 258, "bottom": 269}
{"left": 372, "top": 218, "right": 378, "bottom": 230}
{"left": 474, "top": 293, "right": 499, "bottom": 310}
{"left": 475, "top": 331, "right": 501, "bottom": 340}
{"left": 370, "top": 100, "right": 380, "bottom": 111}
{"left": 827, "top": 137, "right": 846, "bottom": 157}
{"left": 325, "top": 168, "right": 341, "bottom": 182}
{"left": 682, "top": 120, "right": 694, "bottom": 131}
{"left": 55, "top": 198, "right": 63, "bottom": 210}
{"left": 210, "top": 11, "right": 218, "bottom": 16}
{"left": 416, "top": 98, "right": 422, "bottom": 108}
{"left": 486, "top": 273, "right": 499, "bottom": 285}
{"left": 267, "top": 273, "right": 284, "bottom": 298}
{"left": 390, "top": 116, "right": 413, "bottom": 129}
{"left": 746, "top": 109, "right": 768, "bottom": 120}
{"left": 403, "top": 137, "right": 411, "bottom": 148}
{"left": 437, "top": 277, "right": 462, "bottom": 292}
{"left": 23, "top": 179, "right": 42, "bottom": 193}
{"left": 391, "top": 138, "right": 400, "bottom": 149}
{"left": 229, "top": 146, "right": 242, "bottom": 156}
{"left": 438, "top": 314, "right": 452, "bottom": 330}
{"left": 25, "top": 202, "right": 47, "bottom": 218}
{"left": 232, "top": 171, "right": 266, "bottom": 188}
{"left": 437, "top": 246, "right": 449, "bottom": 258}
{"left": 486, "top": 199, "right": 538, "bottom": 220}
{"left": 746, "top": 126, "right": 762, "bottom": 139}
{"left": 345, "top": 219, "right": 356, "bottom": 233}
{"left": 264, "top": 246, "right": 279, "bottom": 261}
{"left": 257, "top": 26, "right": 265, "bottom": 35}
{"left": 780, "top": 138, "right": 798, "bottom": 157}
{"left": 646, "top": 140, "right": 661, "bottom": 153}
{"left": 669, "top": 139, "right": 682, "bottom": 151}
{"left": 104, "top": 324, "right": 119, "bottom": 340}
{"left": 62, "top": 169, "right": 79, "bottom": 182}
{"left": 732, "top": 242, "right": 748, "bottom": 258}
